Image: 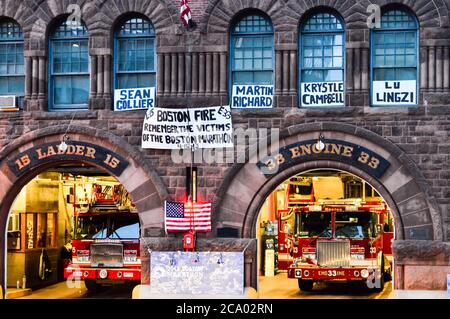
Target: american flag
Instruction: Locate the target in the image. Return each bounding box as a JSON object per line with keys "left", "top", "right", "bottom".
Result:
{"left": 180, "top": 0, "right": 196, "bottom": 29}
{"left": 165, "top": 201, "right": 212, "bottom": 232}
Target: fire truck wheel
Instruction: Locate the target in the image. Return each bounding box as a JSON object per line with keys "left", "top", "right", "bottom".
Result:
{"left": 298, "top": 279, "right": 314, "bottom": 292}
{"left": 84, "top": 279, "right": 101, "bottom": 291}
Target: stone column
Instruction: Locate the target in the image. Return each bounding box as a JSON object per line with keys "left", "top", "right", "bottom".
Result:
{"left": 178, "top": 53, "right": 185, "bottom": 96}
{"left": 171, "top": 53, "right": 177, "bottom": 95}
{"left": 157, "top": 54, "right": 164, "bottom": 96}
{"left": 199, "top": 53, "right": 205, "bottom": 95}
{"left": 206, "top": 52, "right": 212, "bottom": 96}
{"left": 90, "top": 55, "right": 97, "bottom": 98}
{"left": 192, "top": 53, "right": 199, "bottom": 95}
{"left": 164, "top": 54, "right": 171, "bottom": 96}
{"left": 104, "top": 55, "right": 111, "bottom": 99}
{"left": 219, "top": 52, "right": 227, "bottom": 96}
{"left": 213, "top": 53, "right": 219, "bottom": 94}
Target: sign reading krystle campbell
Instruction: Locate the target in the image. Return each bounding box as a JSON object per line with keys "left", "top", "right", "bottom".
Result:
{"left": 301, "top": 82, "right": 344, "bottom": 107}
{"left": 372, "top": 80, "right": 417, "bottom": 106}
{"left": 142, "top": 106, "right": 233, "bottom": 150}
{"left": 231, "top": 85, "right": 274, "bottom": 109}
{"left": 114, "top": 87, "right": 155, "bottom": 111}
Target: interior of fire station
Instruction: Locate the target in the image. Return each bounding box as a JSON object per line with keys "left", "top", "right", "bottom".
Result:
{"left": 257, "top": 169, "right": 395, "bottom": 295}
{"left": 4, "top": 163, "right": 138, "bottom": 297}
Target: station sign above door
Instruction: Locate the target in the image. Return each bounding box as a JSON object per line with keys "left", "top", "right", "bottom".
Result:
{"left": 8, "top": 141, "right": 129, "bottom": 178}
{"left": 257, "top": 139, "right": 391, "bottom": 178}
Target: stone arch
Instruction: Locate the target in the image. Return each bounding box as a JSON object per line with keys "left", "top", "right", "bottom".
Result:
{"left": 202, "top": 0, "right": 287, "bottom": 33}
{"left": 0, "top": 125, "right": 169, "bottom": 294}
{"left": 213, "top": 122, "right": 443, "bottom": 242}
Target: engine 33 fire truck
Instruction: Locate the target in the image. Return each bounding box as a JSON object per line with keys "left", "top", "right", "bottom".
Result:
{"left": 64, "top": 184, "right": 140, "bottom": 290}
{"left": 276, "top": 175, "right": 394, "bottom": 292}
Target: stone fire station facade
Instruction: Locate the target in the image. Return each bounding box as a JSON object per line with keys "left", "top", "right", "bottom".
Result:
{"left": 0, "top": 0, "right": 450, "bottom": 294}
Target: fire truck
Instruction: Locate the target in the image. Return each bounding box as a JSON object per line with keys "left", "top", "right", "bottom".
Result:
{"left": 273, "top": 175, "right": 394, "bottom": 291}
{"left": 64, "top": 184, "right": 141, "bottom": 290}
{"left": 285, "top": 202, "right": 393, "bottom": 291}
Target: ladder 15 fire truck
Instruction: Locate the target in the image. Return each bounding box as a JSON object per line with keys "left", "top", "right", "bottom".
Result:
{"left": 64, "top": 184, "right": 141, "bottom": 290}
{"left": 278, "top": 176, "right": 394, "bottom": 291}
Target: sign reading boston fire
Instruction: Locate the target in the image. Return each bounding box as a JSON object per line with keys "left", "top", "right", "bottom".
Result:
{"left": 142, "top": 106, "right": 233, "bottom": 150}
{"left": 231, "top": 85, "right": 274, "bottom": 109}
{"left": 114, "top": 87, "right": 155, "bottom": 111}
{"left": 372, "top": 80, "right": 417, "bottom": 106}
{"left": 301, "top": 82, "right": 344, "bottom": 107}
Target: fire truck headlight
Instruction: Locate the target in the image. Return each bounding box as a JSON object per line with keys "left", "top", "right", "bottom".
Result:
{"left": 354, "top": 270, "right": 360, "bottom": 277}
{"left": 303, "top": 270, "right": 310, "bottom": 277}
{"left": 361, "top": 269, "right": 369, "bottom": 279}
{"left": 99, "top": 269, "right": 108, "bottom": 279}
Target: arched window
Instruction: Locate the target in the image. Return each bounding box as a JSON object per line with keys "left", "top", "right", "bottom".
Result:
{"left": 371, "top": 9, "right": 419, "bottom": 106}
{"left": 230, "top": 14, "right": 274, "bottom": 108}
{"left": 299, "top": 12, "right": 345, "bottom": 107}
{"left": 114, "top": 17, "right": 156, "bottom": 89}
{"left": 0, "top": 19, "right": 24, "bottom": 109}
{"left": 49, "top": 20, "right": 89, "bottom": 110}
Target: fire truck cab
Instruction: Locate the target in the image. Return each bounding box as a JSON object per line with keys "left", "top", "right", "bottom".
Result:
{"left": 287, "top": 203, "right": 392, "bottom": 291}
{"left": 64, "top": 184, "right": 141, "bottom": 290}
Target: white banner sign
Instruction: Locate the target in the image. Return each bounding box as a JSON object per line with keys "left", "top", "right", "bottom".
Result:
{"left": 372, "top": 80, "right": 417, "bottom": 106}
{"left": 142, "top": 106, "right": 233, "bottom": 150}
{"left": 114, "top": 87, "right": 155, "bottom": 111}
{"left": 301, "top": 82, "right": 344, "bottom": 107}
{"left": 231, "top": 85, "right": 274, "bottom": 109}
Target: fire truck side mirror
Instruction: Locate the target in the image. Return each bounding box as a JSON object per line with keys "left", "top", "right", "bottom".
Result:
{"left": 376, "top": 224, "right": 383, "bottom": 234}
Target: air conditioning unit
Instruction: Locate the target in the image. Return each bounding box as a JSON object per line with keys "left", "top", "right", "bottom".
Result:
{"left": 0, "top": 95, "right": 18, "bottom": 111}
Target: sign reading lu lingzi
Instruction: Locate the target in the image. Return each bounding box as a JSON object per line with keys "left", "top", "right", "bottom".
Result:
{"left": 258, "top": 139, "right": 391, "bottom": 178}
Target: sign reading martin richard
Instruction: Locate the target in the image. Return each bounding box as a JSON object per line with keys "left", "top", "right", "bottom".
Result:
{"left": 150, "top": 251, "right": 244, "bottom": 295}
{"left": 142, "top": 106, "right": 233, "bottom": 150}
{"left": 258, "top": 139, "right": 391, "bottom": 178}
{"left": 231, "top": 85, "right": 274, "bottom": 109}
{"left": 301, "top": 82, "right": 345, "bottom": 107}
{"left": 114, "top": 87, "right": 155, "bottom": 111}
{"left": 8, "top": 141, "right": 129, "bottom": 177}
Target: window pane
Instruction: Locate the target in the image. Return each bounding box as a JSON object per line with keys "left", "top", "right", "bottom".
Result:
{"left": 0, "top": 76, "right": 24, "bottom": 94}
{"left": 373, "top": 68, "right": 395, "bottom": 81}
{"left": 302, "top": 12, "right": 343, "bottom": 32}
{"left": 232, "top": 15, "right": 273, "bottom": 34}
{"left": 118, "top": 73, "right": 156, "bottom": 89}
{"left": 233, "top": 71, "right": 253, "bottom": 84}
{"left": 302, "top": 70, "right": 324, "bottom": 82}
{"left": 253, "top": 71, "right": 273, "bottom": 84}
{"left": 324, "top": 70, "right": 343, "bottom": 81}
{"left": 54, "top": 75, "right": 89, "bottom": 106}
{"left": 119, "top": 18, "right": 155, "bottom": 36}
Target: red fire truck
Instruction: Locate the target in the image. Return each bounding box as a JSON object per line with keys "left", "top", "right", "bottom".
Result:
{"left": 286, "top": 203, "right": 393, "bottom": 291}
{"left": 64, "top": 184, "right": 141, "bottom": 290}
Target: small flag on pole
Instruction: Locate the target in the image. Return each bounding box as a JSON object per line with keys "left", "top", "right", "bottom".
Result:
{"left": 165, "top": 201, "right": 212, "bottom": 232}
{"left": 180, "top": 0, "right": 196, "bottom": 30}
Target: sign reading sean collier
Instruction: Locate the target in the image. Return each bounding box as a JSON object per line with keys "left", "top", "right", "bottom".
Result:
{"left": 301, "top": 82, "right": 345, "bottom": 107}
{"left": 372, "top": 80, "right": 417, "bottom": 106}
{"left": 231, "top": 85, "right": 274, "bottom": 109}
{"left": 114, "top": 87, "right": 155, "bottom": 111}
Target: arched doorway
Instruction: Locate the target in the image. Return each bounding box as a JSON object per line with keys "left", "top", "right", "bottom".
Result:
{"left": 213, "top": 123, "right": 443, "bottom": 292}
{"left": 0, "top": 126, "right": 168, "bottom": 298}
{"left": 5, "top": 163, "right": 142, "bottom": 297}
{"left": 256, "top": 168, "right": 396, "bottom": 297}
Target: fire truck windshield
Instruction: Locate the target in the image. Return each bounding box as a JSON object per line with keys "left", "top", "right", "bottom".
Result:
{"left": 335, "top": 212, "right": 375, "bottom": 239}
{"left": 74, "top": 213, "right": 140, "bottom": 240}
{"left": 296, "top": 212, "right": 332, "bottom": 238}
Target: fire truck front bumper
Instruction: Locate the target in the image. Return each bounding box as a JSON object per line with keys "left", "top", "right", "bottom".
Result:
{"left": 288, "top": 266, "right": 378, "bottom": 281}
{"left": 64, "top": 265, "right": 141, "bottom": 281}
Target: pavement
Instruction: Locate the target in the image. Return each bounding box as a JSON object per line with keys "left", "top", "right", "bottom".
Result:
{"left": 7, "top": 275, "right": 448, "bottom": 299}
